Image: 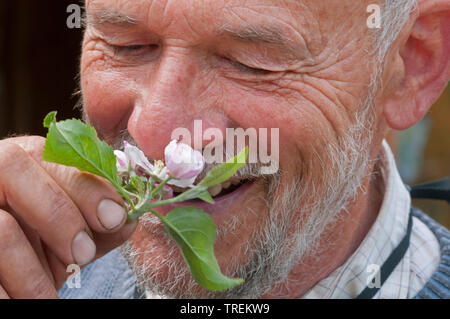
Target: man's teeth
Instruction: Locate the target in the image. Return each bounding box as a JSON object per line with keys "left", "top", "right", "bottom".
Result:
{"left": 208, "top": 179, "right": 240, "bottom": 197}
{"left": 171, "top": 175, "right": 249, "bottom": 196}
{"left": 208, "top": 184, "right": 223, "bottom": 197}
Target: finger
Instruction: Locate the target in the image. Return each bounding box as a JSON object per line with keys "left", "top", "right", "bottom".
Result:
{"left": 0, "top": 210, "right": 58, "bottom": 299}
{"left": 44, "top": 221, "right": 139, "bottom": 291}
{"left": 14, "top": 217, "right": 56, "bottom": 286}
{"left": 50, "top": 168, "right": 128, "bottom": 233}
{"left": 12, "top": 136, "right": 131, "bottom": 234}
{"left": 44, "top": 246, "right": 74, "bottom": 290}
{"left": 0, "top": 142, "right": 95, "bottom": 266}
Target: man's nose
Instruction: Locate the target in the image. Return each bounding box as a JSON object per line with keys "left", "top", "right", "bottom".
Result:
{"left": 127, "top": 51, "right": 229, "bottom": 160}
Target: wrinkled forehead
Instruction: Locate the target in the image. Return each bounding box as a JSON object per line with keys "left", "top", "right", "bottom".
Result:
{"left": 85, "top": 0, "right": 378, "bottom": 56}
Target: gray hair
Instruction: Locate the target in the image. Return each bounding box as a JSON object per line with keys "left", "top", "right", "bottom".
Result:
{"left": 362, "top": 0, "right": 417, "bottom": 110}
{"left": 374, "top": 0, "right": 418, "bottom": 60}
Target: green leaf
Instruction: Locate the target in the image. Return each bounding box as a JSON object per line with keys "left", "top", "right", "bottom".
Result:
{"left": 198, "top": 147, "right": 248, "bottom": 188}
{"left": 43, "top": 111, "right": 57, "bottom": 128}
{"left": 197, "top": 191, "right": 215, "bottom": 204}
{"left": 170, "top": 186, "right": 211, "bottom": 204}
{"left": 162, "top": 207, "right": 244, "bottom": 291}
{"left": 43, "top": 112, "right": 119, "bottom": 186}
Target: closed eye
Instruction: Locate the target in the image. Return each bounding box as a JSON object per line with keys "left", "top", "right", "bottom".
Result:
{"left": 111, "top": 44, "right": 160, "bottom": 58}
{"left": 109, "top": 44, "right": 159, "bottom": 62}
{"left": 121, "top": 44, "right": 147, "bottom": 51}
{"left": 223, "top": 57, "right": 272, "bottom": 75}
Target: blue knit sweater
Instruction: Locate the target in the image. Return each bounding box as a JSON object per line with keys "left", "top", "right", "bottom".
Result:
{"left": 412, "top": 208, "right": 449, "bottom": 299}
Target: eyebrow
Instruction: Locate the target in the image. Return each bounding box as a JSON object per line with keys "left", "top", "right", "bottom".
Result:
{"left": 86, "top": 7, "right": 138, "bottom": 27}
{"left": 219, "top": 24, "right": 287, "bottom": 45}
{"left": 218, "top": 24, "right": 309, "bottom": 59}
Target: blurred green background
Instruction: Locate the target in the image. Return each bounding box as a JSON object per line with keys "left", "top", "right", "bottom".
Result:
{"left": 0, "top": 1, "right": 448, "bottom": 227}
{"left": 387, "top": 86, "right": 450, "bottom": 227}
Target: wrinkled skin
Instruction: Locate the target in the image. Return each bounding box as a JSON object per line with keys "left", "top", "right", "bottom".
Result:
{"left": 0, "top": 0, "right": 448, "bottom": 298}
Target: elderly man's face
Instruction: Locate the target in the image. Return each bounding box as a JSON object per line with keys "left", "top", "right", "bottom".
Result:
{"left": 81, "top": 0, "right": 383, "bottom": 297}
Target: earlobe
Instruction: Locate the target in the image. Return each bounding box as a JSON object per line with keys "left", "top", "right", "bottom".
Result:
{"left": 382, "top": 0, "right": 450, "bottom": 131}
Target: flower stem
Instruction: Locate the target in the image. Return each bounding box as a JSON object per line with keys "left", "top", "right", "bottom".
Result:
{"left": 111, "top": 181, "right": 136, "bottom": 211}
{"left": 151, "top": 177, "right": 172, "bottom": 197}
{"left": 125, "top": 179, "right": 208, "bottom": 221}
{"left": 127, "top": 186, "right": 155, "bottom": 221}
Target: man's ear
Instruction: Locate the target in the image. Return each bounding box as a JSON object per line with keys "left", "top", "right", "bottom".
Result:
{"left": 382, "top": 0, "right": 450, "bottom": 130}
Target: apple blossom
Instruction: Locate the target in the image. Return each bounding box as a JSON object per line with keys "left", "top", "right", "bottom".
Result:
{"left": 123, "top": 141, "right": 155, "bottom": 174}
{"left": 115, "top": 140, "right": 206, "bottom": 189}
{"left": 165, "top": 140, "right": 205, "bottom": 180}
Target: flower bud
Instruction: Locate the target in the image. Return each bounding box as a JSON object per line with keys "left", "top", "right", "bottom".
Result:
{"left": 114, "top": 150, "right": 129, "bottom": 173}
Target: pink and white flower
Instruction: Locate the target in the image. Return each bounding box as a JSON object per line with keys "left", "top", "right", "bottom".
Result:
{"left": 164, "top": 140, "right": 205, "bottom": 188}
{"left": 165, "top": 140, "right": 204, "bottom": 179}
{"left": 114, "top": 140, "right": 205, "bottom": 189}
{"left": 123, "top": 141, "right": 155, "bottom": 174}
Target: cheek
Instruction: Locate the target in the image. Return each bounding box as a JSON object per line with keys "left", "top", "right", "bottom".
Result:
{"left": 81, "top": 63, "right": 137, "bottom": 138}
{"left": 222, "top": 85, "right": 334, "bottom": 171}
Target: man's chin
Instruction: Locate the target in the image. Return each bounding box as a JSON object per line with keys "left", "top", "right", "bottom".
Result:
{"left": 124, "top": 225, "right": 245, "bottom": 299}
{"left": 124, "top": 229, "right": 200, "bottom": 298}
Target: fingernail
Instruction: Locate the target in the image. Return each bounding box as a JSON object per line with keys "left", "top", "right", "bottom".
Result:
{"left": 97, "top": 199, "right": 126, "bottom": 230}
{"left": 72, "top": 231, "right": 96, "bottom": 266}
